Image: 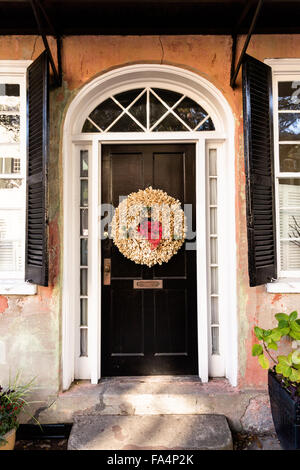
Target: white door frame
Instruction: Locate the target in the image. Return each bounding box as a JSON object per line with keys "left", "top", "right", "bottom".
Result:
{"left": 62, "top": 64, "right": 237, "bottom": 389}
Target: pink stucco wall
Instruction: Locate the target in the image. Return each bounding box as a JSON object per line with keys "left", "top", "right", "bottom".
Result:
{"left": 0, "top": 34, "right": 300, "bottom": 396}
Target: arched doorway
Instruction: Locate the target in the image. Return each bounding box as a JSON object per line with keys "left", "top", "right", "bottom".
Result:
{"left": 62, "top": 64, "right": 237, "bottom": 388}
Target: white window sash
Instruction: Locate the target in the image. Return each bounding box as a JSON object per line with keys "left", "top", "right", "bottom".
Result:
{"left": 266, "top": 63, "right": 300, "bottom": 279}
{"left": 0, "top": 61, "right": 32, "bottom": 289}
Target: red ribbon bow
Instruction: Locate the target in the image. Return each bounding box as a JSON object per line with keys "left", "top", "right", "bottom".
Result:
{"left": 137, "top": 219, "right": 162, "bottom": 250}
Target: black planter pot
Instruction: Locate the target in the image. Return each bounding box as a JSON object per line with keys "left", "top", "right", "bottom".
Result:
{"left": 268, "top": 369, "right": 300, "bottom": 450}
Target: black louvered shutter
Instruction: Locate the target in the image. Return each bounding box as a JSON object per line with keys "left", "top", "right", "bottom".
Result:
{"left": 25, "top": 52, "right": 49, "bottom": 286}
{"left": 242, "top": 54, "right": 277, "bottom": 287}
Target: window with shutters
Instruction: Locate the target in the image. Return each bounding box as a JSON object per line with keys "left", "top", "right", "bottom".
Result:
{"left": 268, "top": 61, "right": 300, "bottom": 278}
{"left": 0, "top": 61, "right": 35, "bottom": 294}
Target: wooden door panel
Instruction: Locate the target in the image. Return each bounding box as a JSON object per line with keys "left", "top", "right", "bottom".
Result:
{"left": 110, "top": 245, "right": 142, "bottom": 279}
{"left": 101, "top": 144, "right": 197, "bottom": 376}
{"left": 154, "top": 289, "right": 187, "bottom": 355}
{"left": 110, "top": 289, "right": 144, "bottom": 355}
{"left": 111, "top": 152, "right": 144, "bottom": 206}
{"left": 153, "top": 248, "right": 186, "bottom": 278}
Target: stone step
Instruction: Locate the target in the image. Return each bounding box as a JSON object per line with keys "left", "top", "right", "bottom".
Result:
{"left": 67, "top": 414, "right": 233, "bottom": 450}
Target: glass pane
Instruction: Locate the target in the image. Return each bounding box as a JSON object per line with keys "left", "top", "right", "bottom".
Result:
{"left": 0, "top": 209, "right": 23, "bottom": 271}
{"left": 174, "top": 97, "right": 208, "bottom": 129}
{"left": 82, "top": 119, "right": 99, "bottom": 133}
{"left": 0, "top": 84, "right": 19, "bottom": 97}
{"left": 279, "top": 113, "right": 300, "bottom": 141}
{"left": 80, "top": 150, "right": 88, "bottom": 177}
{"left": 0, "top": 157, "right": 20, "bottom": 174}
{"left": 80, "top": 238, "right": 88, "bottom": 266}
{"left": 279, "top": 209, "right": 300, "bottom": 238}
{"left": 150, "top": 92, "right": 168, "bottom": 127}
{"left": 152, "top": 88, "right": 182, "bottom": 107}
{"left": 89, "top": 98, "right": 122, "bottom": 131}
{"left": 80, "top": 179, "right": 88, "bottom": 207}
{"left": 211, "top": 297, "right": 219, "bottom": 324}
{"left": 209, "top": 179, "right": 217, "bottom": 205}
{"left": 197, "top": 116, "right": 215, "bottom": 131}
{"left": 211, "top": 267, "right": 218, "bottom": 294}
{"left": 114, "top": 89, "right": 143, "bottom": 108}
{"left": 109, "top": 114, "right": 143, "bottom": 132}
{"left": 211, "top": 327, "right": 219, "bottom": 354}
{"left": 80, "top": 268, "right": 88, "bottom": 296}
{"left": 80, "top": 328, "right": 88, "bottom": 356}
{"left": 278, "top": 81, "right": 300, "bottom": 111}
{"left": 209, "top": 149, "right": 217, "bottom": 176}
{"left": 0, "top": 84, "right": 20, "bottom": 112}
{"left": 0, "top": 178, "right": 22, "bottom": 189}
{"left": 80, "top": 209, "right": 88, "bottom": 236}
{"left": 279, "top": 179, "right": 300, "bottom": 238}
{"left": 278, "top": 179, "right": 300, "bottom": 271}
{"left": 0, "top": 115, "right": 20, "bottom": 143}
{"left": 80, "top": 298, "right": 88, "bottom": 325}
{"left": 280, "top": 240, "right": 300, "bottom": 271}
{"left": 129, "top": 93, "right": 147, "bottom": 128}
{"left": 279, "top": 178, "right": 300, "bottom": 204}
{"left": 153, "top": 113, "right": 188, "bottom": 132}
{"left": 210, "top": 208, "right": 217, "bottom": 234}
{"left": 210, "top": 237, "right": 218, "bottom": 264}
{"left": 279, "top": 144, "right": 300, "bottom": 172}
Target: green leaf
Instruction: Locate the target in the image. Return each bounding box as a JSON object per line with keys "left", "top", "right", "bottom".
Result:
{"left": 268, "top": 341, "right": 278, "bottom": 351}
{"left": 275, "top": 313, "right": 289, "bottom": 322}
{"left": 291, "top": 321, "right": 300, "bottom": 332}
{"left": 276, "top": 363, "right": 285, "bottom": 375}
{"left": 278, "top": 320, "right": 289, "bottom": 329}
{"left": 278, "top": 327, "right": 290, "bottom": 336}
{"left": 258, "top": 354, "right": 269, "bottom": 370}
{"left": 263, "top": 329, "right": 272, "bottom": 338}
{"left": 254, "top": 326, "right": 264, "bottom": 340}
{"left": 282, "top": 366, "right": 292, "bottom": 378}
{"left": 289, "top": 311, "right": 298, "bottom": 322}
{"left": 289, "top": 331, "right": 300, "bottom": 340}
{"left": 278, "top": 355, "right": 292, "bottom": 366}
{"left": 292, "top": 350, "right": 300, "bottom": 365}
{"left": 252, "top": 344, "right": 263, "bottom": 356}
{"left": 270, "top": 328, "right": 282, "bottom": 342}
{"left": 289, "top": 368, "right": 300, "bottom": 383}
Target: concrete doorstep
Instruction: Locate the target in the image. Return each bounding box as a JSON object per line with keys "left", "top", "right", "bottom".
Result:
{"left": 67, "top": 414, "right": 233, "bottom": 450}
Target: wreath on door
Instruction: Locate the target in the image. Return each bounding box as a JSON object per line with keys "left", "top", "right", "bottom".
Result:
{"left": 110, "top": 187, "right": 186, "bottom": 267}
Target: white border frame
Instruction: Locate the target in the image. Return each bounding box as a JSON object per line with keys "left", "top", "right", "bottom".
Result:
{"left": 62, "top": 64, "right": 237, "bottom": 388}
{"left": 0, "top": 60, "right": 36, "bottom": 295}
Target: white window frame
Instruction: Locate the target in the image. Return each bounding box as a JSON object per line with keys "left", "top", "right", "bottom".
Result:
{"left": 62, "top": 64, "right": 237, "bottom": 388}
{"left": 0, "top": 60, "right": 36, "bottom": 295}
{"left": 265, "top": 59, "right": 300, "bottom": 293}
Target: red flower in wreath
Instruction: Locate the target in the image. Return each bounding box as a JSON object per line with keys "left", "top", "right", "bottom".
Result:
{"left": 137, "top": 218, "right": 162, "bottom": 250}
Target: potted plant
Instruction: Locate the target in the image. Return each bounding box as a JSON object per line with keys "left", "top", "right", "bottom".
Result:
{"left": 0, "top": 373, "right": 37, "bottom": 450}
{"left": 252, "top": 310, "right": 300, "bottom": 450}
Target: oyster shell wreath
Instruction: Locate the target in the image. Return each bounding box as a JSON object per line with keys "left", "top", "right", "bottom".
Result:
{"left": 110, "top": 187, "right": 187, "bottom": 267}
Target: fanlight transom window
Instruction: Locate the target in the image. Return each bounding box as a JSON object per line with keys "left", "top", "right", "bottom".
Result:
{"left": 82, "top": 88, "right": 215, "bottom": 133}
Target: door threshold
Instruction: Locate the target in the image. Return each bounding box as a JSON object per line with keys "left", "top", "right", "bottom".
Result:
{"left": 99, "top": 375, "right": 202, "bottom": 383}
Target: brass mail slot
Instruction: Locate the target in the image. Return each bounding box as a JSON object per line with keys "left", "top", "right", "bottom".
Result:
{"left": 133, "top": 280, "right": 163, "bottom": 289}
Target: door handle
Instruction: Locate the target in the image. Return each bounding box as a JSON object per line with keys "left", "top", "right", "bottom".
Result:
{"left": 103, "top": 258, "right": 111, "bottom": 285}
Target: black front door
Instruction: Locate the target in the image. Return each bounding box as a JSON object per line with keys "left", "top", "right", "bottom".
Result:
{"left": 101, "top": 144, "right": 197, "bottom": 376}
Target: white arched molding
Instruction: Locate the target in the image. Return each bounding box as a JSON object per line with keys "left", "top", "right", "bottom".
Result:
{"left": 62, "top": 64, "right": 237, "bottom": 389}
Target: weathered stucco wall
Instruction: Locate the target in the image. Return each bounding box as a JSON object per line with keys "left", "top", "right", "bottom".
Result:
{"left": 0, "top": 34, "right": 300, "bottom": 402}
